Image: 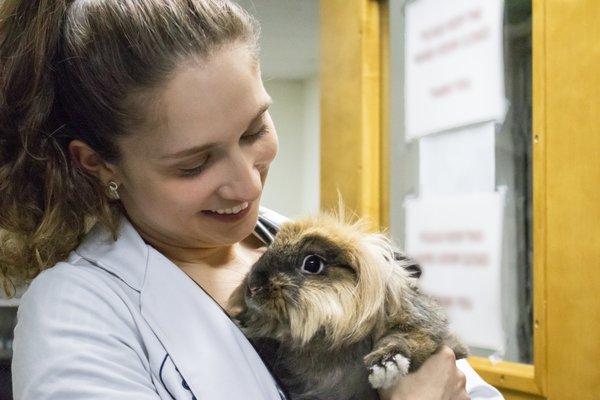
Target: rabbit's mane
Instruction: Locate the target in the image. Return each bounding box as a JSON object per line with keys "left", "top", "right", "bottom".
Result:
{"left": 273, "top": 212, "right": 415, "bottom": 350}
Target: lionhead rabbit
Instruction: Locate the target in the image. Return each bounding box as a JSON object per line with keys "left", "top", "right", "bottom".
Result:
{"left": 228, "top": 212, "right": 468, "bottom": 400}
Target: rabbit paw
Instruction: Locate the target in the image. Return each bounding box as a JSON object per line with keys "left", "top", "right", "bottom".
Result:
{"left": 366, "top": 353, "right": 410, "bottom": 390}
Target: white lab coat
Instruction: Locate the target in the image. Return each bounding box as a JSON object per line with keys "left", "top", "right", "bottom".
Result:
{"left": 12, "top": 207, "right": 503, "bottom": 400}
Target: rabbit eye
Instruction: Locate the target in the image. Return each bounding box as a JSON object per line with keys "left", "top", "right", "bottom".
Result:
{"left": 301, "top": 255, "right": 325, "bottom": 274}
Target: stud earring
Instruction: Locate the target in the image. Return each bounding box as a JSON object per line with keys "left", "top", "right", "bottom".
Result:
{"left": 107, "top": 180, "right": 120, "bottom": 200}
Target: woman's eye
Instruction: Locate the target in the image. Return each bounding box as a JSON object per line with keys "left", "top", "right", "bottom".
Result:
{"left": 179, "top": 157, "right": 209, "bottom": 177}
{"left": 180, "top": 165, "right": 204, "bottom": 177}
{"left": 241, "top": 125, "right": 268, "bottom": 142}
{"left": 301, "top": 255, "right": 325, "bottom": 274}
{"left": 177, "top": 126, "right": 267, "bottom": 178}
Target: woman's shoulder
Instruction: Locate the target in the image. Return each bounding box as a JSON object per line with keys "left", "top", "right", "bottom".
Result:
{"left": 18, "top": 253, "right": 140, "bottom": 329}
{"left": 25, "top": 251, "right": 121, "bottom": 291}
{"left": 12, "top": 256, "right": 154, "bottom": 399}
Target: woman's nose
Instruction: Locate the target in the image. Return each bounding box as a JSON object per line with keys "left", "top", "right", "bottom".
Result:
{"left": 217, "top": 152, "right": 262, "bottom": 201}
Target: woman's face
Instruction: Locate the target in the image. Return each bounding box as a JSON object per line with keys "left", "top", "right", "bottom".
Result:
{"left": 114, "top": 42, "right": 278, "bottom": 250}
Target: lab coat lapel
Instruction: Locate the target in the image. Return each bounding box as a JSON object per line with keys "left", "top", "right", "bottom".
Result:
{"left": 77, "top": 214, "right": 284, "bottom": 399}
{"left": 140, "top": 245, "right": 282, "bottom": 400}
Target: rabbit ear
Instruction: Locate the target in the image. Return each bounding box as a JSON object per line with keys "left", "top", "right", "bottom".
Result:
{"left": 393, "top": 251, "right": 423, "bottom": 279}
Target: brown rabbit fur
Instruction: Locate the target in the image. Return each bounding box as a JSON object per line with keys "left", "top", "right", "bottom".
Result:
{"left": 227, "top": 211, "right": 468, "bottom": 400}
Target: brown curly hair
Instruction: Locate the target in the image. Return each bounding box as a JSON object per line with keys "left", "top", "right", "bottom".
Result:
{"left": 0, "top": 0, "right": 260, "bottom": 295}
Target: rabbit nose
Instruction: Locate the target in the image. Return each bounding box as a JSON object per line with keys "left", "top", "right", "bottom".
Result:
{"left": 248, "top": 284, "right": 263, "bottom": 296}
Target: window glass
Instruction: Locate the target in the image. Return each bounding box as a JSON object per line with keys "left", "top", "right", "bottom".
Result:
{"left": 388, "top": 0, "right": 533, "bottom": 363}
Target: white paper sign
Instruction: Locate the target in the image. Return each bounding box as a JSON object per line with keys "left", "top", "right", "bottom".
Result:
{"left": 405, "top": 0, "right": 505, "bottom": 139}
{"left": 404, "top": 192, "right": 505, "bottom": 351}
{"left": 419, "top": 122, "right": 496, "bottom": 196}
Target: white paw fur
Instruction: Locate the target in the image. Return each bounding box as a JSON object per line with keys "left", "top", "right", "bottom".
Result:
{"left": 368, "top": 354, "right": 411, "bottom": 389}
{"left": 368, "top": 364, "right": 386, "bottom": 388}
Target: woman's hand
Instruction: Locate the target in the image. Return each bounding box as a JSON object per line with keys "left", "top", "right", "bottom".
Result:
{"left": 376, "top": 346, "right": 470, "bottom": 400}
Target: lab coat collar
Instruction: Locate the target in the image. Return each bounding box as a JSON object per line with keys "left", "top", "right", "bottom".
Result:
{"left": 75, "top": 214, "right": 148, "bottom": 291}
{"left": 75, "top": 211, "right": 285, "bottom": 399}
{"left": 74, "top": 206, "right": 287, "bottom": 291}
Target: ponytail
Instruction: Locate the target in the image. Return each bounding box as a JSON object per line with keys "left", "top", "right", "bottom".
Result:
{"left": 0, "top": 0, "right": 73, "bottom": 150}
{"left": 0, "top": 0, "right": 118, "bottom": 295}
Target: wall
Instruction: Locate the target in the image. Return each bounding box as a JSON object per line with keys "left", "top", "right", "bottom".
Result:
{"left": 261, "top": 77, "right": 320, "bottom": 219}
{"left": 234, "top": 0, "right": 320, "bottom": 219}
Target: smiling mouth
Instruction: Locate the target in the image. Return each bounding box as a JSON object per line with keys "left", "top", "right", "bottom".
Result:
{"left": 200, "top": 201, "right": 253, "bottom": 222}
{"left": 206, "top": 201, "right": 250, "bottom": 215}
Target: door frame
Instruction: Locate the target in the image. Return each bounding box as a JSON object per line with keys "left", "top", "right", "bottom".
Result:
{"left": 320, "top": 1, "right": 600, "bottom": 399}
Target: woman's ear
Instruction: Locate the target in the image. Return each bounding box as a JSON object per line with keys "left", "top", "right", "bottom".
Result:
{"left": 68, "top": 139, "right": 120, "bottom": 185}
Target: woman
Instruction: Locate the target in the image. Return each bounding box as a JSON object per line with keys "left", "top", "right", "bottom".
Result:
{"left": 0, "top": 0, "right": 502, "bottom": 399}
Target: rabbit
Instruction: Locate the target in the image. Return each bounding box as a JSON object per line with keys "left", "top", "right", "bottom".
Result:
{"left": 227, "top": 211, "right": 468, "bottom": 400}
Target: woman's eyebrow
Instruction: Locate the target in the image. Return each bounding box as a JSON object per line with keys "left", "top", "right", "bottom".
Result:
{"left": 161, "top": 142, "right": 218, "bottom": 161}
{"left": 159, "top": 100, "right": 272, "bottom": 160}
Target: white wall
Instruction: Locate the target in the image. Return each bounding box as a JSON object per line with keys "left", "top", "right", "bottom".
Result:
{"left": 234, "top": 0, "right": 320, "bottom": 220}
{"left": 261, "top": 76, "right": 320, "bottom": 219}
{"left": 300, "top": 76, "right": 320, "bottom": 216}
{"left": 234, "top": 0, "right": 318, "bottom": 80}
